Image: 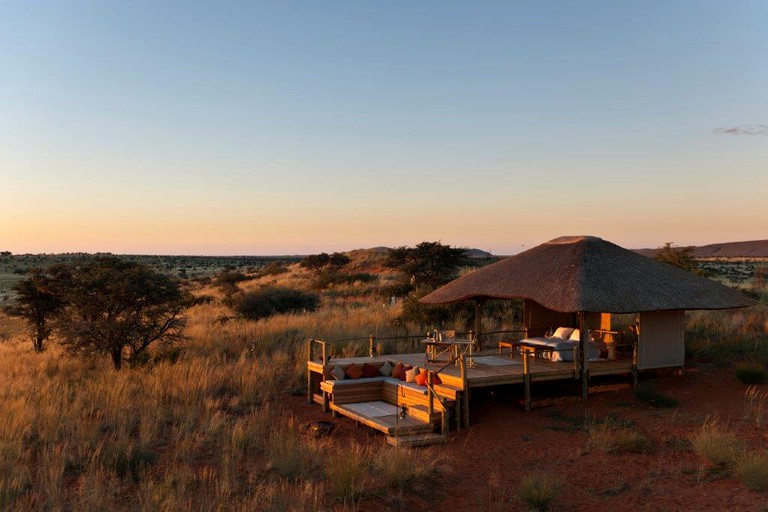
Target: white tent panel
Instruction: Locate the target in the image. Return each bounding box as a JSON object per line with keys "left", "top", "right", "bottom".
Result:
{"left": 638, "top": 310, "right": 685, "bottom": 370}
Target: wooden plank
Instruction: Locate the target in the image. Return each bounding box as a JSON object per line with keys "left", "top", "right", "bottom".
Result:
{"left": 387, "top": 433, "right": 447, "bottom": 448}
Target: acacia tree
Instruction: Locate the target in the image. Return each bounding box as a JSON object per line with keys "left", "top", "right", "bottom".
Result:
{"left": 55, "top": 257, "right": 188, "bottom": 369}
{"left": 385, "top": 241, "right": 470, "bottom": 289}
{"left": 4, "top": 268, "right": 64, "bottom": 352}
{"left": 654, "top": 242, "right": 705, "bottom": 275}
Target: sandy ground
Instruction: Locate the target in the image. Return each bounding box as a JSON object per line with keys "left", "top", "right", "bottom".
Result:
{"left": 286, "top": 367, "right": 768, "bottom": 511}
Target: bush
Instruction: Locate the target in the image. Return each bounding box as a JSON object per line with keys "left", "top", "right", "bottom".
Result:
{"left": 734, "top": 452, "right": 768, "bottom": 491}
{"left": 588, "top": 423, "right": 650, "bottom": 453}
{"left": 690, "top": 418, "right": 741, "bottom": 467}
{"left": 518, "top": 472, "right": 561, "bottom": 511}
{"left": 734, "top": 362, "right": 767, "bottom": 385}
{"left": 634, "top": 382, "right": 678, "bottom": 408}
{"left": 229, "top": 287, "right": 320, "bottom": 320}
{"left": 258, "top": 262, "right": 289, "bottom": 277}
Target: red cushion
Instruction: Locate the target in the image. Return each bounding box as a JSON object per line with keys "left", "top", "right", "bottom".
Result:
{"left": 345, "top": 363, "right": 364, "bottom": 379}
{"left": 430, "top": 373, "right": 442, "bottom": 385}
{"left": 414, "top": 372, "right": 428, "bottom": 386}
{"left": 361, "top": 363, "right": 379, "bottom": 378}
{"left": 391, "top": 363, "right": 404, "bottom": 380}
{"left": 399, "top": 365, "right": 413, "bottom": 381}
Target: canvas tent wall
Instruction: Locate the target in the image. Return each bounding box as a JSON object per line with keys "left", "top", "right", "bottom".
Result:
{"left": 637, "top": 311, "right": 685, "bottom": 370}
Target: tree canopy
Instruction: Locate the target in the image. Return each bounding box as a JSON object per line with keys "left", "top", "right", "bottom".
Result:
{"left": 4, "top": 267, "right": 64, "bottom": 352}
{"left": 654, "top": 242, "right": 706, "bottom": 275}
{"left": 384, "top": 241, "right": 470, "bottom": 289}
{"left": 54, "top": 257, "right": 188, "bottom": 369}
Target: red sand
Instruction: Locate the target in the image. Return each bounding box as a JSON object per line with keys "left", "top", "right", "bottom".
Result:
{"left": 286, "top": 367, "right": 768, "bottom": 511}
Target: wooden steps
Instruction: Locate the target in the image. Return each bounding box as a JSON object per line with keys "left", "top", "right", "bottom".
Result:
{"left": 330, "top": 402, "right": 434, "bottom": 436}
{"left": 387, "top": 432, "right": 447, "bottom": 448}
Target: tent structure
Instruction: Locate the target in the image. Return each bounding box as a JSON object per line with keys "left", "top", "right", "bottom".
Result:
{"left": 421, "top": 235, "right": 755, "bottom": 396}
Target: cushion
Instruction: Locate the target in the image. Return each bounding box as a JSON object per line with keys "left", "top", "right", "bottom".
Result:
{"left": 331, "top": 366, "right": 346, "bottom": 381}
{"left": 414, "top": 370, "right": 428, "bottom": 386}
{"left": 569, "top": 329, "right": 581, "bottom": 341}
{"left": 378, "top": 360, "right": 393, "bottom": 377}
{"left": 430, "top": 373, "right": 442, "bottom": 386}
{"left": 361, "top": 363, "right": 379, "bottom": 378}
{"left": 391, "top": 362, "right": 405, "bottom": 380}
{"left": 345, "top": 364, "right": 364, "bottom": 379}
{"left": 405, "top": 366, "right": 420, "bottom": 383}
{"left": 552, "top": 327, "right": 574, "bottom": 340}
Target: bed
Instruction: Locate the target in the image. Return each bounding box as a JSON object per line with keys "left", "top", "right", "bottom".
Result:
{"left": 519, "top": 327, "right": 600, "bottom": 362}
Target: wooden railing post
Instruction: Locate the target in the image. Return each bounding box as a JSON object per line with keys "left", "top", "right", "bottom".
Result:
{"left": 306, "top": 338, "right": 313, "bottom": 404}
{"left": 460, "top": 355, "right": 469, "bottom": 428}
{"left": 632, "top": 336, "right": 639, "bottom": 387}
{"left": 321, "top": 341, "right": 327, "bottom": 367}
{"left": 369, "top": 335, "right": 375, "bottom": 357}
{"left": 523, "top": 347, "right": 532, "bottom": 413}
{"left": 428, "top": 371, "right": 434, "bottom": 418}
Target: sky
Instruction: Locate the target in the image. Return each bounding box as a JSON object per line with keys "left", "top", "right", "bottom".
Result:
{"left": 2, "top": 1, "right": 766, "bottom": 255}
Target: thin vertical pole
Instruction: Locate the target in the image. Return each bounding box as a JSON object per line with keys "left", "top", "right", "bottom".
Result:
{"left": 474, "top": 300, "right": 484, "bottom": 351}
{"left": 460, "top": 355, "right": 469, "bottom": 428}
{"left": 579, "top": 312, "right": 589, "bottom": 400}
{"left": 368, "top": 335, "right": 375, "bottom": 357}
{"left": 306, "top": 339, "right": 313, "bottom": 404}
{"left": 524, "top": 348, "right": 532, "bottom": 413}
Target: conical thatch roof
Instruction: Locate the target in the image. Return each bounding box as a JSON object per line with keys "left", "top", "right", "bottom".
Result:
{"left": 420, "top": 236, "right": 756, "bottom": 313}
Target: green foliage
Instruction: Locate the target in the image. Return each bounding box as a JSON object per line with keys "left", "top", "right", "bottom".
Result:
{"left": 3, "top": 268, "right": 64, "bottom": 352}
{"left": 228, "top": 287, "right": 320, "bottom": 321}
{"left": 54, "top": 257, "right": 188, "bottom": 369}
{"left": 634, "top": 382, "right": 679, "bottom": 408}
{"left": 385, "top": 241, "right": 470, "bottom": 290}
{"left": 300, "top": 252, "right": 350, "bottom": 276}
{"left": 734, "top": 362, "right": 767, "bottom": 385}
{"left": 654, "top": 242, "right": 706, "bottom": 275}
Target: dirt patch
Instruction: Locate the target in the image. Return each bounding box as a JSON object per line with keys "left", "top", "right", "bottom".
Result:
{"left": 283, "top": 367, "right": 768, "bottom": 511}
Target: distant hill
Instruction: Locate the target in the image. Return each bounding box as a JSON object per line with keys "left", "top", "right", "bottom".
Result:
{"left": 467, "top": 248, "right": 493, "bottom": 259}
{"left": 635, "top": 240, "right": 768, "bottom": 258}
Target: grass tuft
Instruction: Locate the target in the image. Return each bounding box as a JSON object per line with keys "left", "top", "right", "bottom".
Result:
{"left": 733, "top": 452, "right": 768, "bottom": 491}
{"left": 690, "top": 418, "right": 741, "bottom": 467}
{"left": 518, "top": 472, "right": 561, "bottom": 512}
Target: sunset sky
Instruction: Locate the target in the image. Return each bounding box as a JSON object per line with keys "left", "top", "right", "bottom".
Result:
{"left": 2, "top": 1, "right": 766, "bottom": 255}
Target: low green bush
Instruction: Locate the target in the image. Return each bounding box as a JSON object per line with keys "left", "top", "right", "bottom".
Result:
{"left": 734, "top": 362, "right": 767, "bottom": 385}
{"left": 228, "top": 287, "right": 320, "bottom": 320}
{"left": 634, "top": 382, "right": 678, "bottom": 408}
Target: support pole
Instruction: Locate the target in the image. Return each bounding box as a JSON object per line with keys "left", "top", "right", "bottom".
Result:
{"left": 474, "top": 299, "right": 484, "bottom": 351}
{"left": 579, "top": 312, "right": 589, "bottom": 400}
{"left": 632, "top": 334, "right": 639, "bottom": 387}
{"left": 460, "top": 355, "right": 469, "bottom": 428}
{"left": 369, "top": 335, "right": 375, "bottom": 357}
{"left": 523, "top": 347, "right": 532, "bottom": 413}
{"left": 307, "top": 339, "right": 314, "bottom": 404}
{"left": 428, "top": 371, "right": 435, "bottom": 418}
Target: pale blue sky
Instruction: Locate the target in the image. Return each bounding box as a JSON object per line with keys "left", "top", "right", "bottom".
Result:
{"left": 2, "top": 1, "right": 766, "bottom": 255}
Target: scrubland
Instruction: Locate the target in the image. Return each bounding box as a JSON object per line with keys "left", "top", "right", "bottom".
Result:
{"left": 1, "top": 257, "right": 767, "bottom": 511}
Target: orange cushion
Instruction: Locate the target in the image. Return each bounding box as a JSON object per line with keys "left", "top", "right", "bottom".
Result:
{"left": 414, "top": 372, "right": 428, "bottom": 386}
{"left": 391, "top": 362, "right": 404, "bottom": 380}
{"left": 361, "top": 363, "right": 379, "bottom": 378}
{"left": 345, "top": 364, "right": 364, "bottom": 379}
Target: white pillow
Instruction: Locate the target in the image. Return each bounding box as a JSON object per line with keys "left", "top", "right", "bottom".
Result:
{"left": 378, "top": 360, "right": 393, "bottom": 377}
{"left": 569, "top": 329, "right": 581, "bottom": 341}
{"left": 552, "top": 327, "right": 574, "bottom": 340}
{"left": 405, "top": 366, "right": 420, "bottom": 383}
{"left": 331, "top": 366, "right": 346, "bottom": 381}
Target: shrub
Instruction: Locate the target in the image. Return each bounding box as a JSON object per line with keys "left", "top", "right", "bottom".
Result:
{"left": 634, "top": 382, "right": 678, "bottom": 408}
{"left": 325, "top": 446, "right": 367, "bottom": 503}
{"left": 744, "top": 386, "right": 767, "bottom": 426}
{"left": 690, "top": 418, "right": 741, "bottom": 467}
{"left": 258, "top": 262, "right": 289, "bottom": 277}
{"left": 588, "top": 423, "right": 649, "bottom": 453}
{"left": 734, "top": 452, "right": 768, "bottom": 491}
{"left": 734, "top": 362, "right": 767, "bottom": 385}
{"left": 229, "top": 287, "right": 320, "bottom": 321}
{"left": 518, "top": 472, "right": 561, "bottom": 512}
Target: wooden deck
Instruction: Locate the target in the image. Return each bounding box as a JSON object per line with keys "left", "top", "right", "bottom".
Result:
{"left": 307, "top": 351, "right": 634, "bottom": 392}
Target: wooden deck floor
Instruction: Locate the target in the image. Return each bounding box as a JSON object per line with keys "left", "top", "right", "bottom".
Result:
{"left": 308, "top": 351, "right": 634, "bottom": 391}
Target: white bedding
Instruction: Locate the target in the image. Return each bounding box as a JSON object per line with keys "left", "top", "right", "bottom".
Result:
{"left": 520, "top": 337, "right": 600, "bottom": 362}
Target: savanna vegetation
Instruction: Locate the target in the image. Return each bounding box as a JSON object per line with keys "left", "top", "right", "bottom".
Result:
{"left": 0, "top": 243, "right": 767, "bottom": 510}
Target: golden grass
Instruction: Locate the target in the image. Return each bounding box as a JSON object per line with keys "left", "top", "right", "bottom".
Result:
{"left": 517, "top": 472, "right": 561, "bottom": 512}
{"left": 690, "top": 417, "right": 741, "bottom": 467}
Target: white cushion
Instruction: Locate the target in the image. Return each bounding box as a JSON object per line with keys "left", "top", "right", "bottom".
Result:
{"left": 331, "top": 366, "right": 346, "bottom": 381}
{"left": 569, "top": 329, "right": 581, "bottom": 341}
{"left": 552, "top": 327, "right": 574, "bottom": 340}
{"left": 405, "top": 366, "right": 420, "bottom": 383}
{"left": 378, "top": 360, "right": 393, "bottom": 377}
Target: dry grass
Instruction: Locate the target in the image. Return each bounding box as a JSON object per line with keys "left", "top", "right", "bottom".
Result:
{"left": 744, "top": 385, "right": 767, "bottom": 426}
{"left": 587, "top": 422, "right": 650, "bottom": 453}
{"left": 517, "top": 472, "right": 561, "bottom": 512}
{"left": 733, "top": 452, "right": 768, "bottom": 492}
{"left": 690, "top": 417, "right": 741, "bottom": 467}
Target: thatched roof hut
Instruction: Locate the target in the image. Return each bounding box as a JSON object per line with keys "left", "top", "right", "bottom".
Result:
{"left": 420, "top": 235, "right": 754, "bottom": 313}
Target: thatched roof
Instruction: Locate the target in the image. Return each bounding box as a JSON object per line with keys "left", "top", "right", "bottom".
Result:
{"left": 420, "top": 236, "right": 756, "bottom": 313}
